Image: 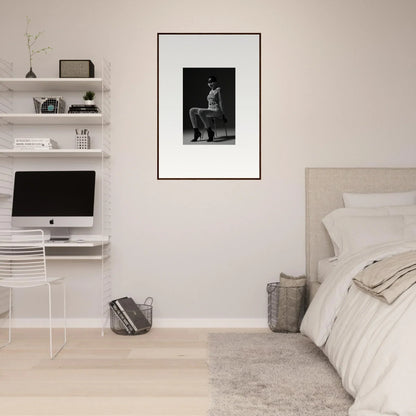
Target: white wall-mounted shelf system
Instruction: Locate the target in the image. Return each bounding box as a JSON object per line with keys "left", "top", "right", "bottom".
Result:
{"left": 0, "top": 58, "right": 111, "bottom": 332}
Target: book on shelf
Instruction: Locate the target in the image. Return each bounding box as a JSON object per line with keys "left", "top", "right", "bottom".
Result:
{"left": 14, "top": 138, "right": 58, "bottom": 143}
{"left": 14, "top": 146, "right": 55, "bottom": 150}
{"left": 109, "top": 300, "right": 134, "bottom": 334}
{"left": 13, "top": 138, "right": 58, "bottom": 150}
{"left": 113, "top": 297, "right": 151, "bottom": 334}
{"left": 68, "top": 104, "right": 100, "bottom": 113}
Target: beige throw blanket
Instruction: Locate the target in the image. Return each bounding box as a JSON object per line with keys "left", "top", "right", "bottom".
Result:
{"left": 353, "top": 250, "right": 416, "bottom": 304}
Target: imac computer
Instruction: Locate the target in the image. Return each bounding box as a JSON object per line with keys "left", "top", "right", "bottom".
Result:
{"left": 12, "top": 170, "right": 96, "bottom": 240}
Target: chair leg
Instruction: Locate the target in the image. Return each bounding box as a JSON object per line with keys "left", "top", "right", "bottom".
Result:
{"left": 213, "top": 118, "right": 217, "bottom": 138}
{"left": 8, "top": 287, "right": 11, "bottom": 344}
{"left": 47, "top": 281, "right": 67, "bottom": 359}
{"left": 0, "top": 288, "right": 12, "bottom": 349}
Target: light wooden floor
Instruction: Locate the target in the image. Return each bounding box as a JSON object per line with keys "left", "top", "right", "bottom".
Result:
{"left": 0, "top": 328, "right": 265, "bottom": 416}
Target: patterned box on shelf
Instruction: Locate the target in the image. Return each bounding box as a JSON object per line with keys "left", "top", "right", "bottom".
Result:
{"left": 75, "top": 134, "right": 90, "bottom": 149}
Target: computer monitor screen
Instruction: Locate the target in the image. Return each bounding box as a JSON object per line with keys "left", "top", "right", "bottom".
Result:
{"left": 12, "top": 170, "right": 96, "bottom": 228}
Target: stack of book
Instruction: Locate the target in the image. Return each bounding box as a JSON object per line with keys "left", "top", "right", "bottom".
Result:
{"left": 109, "top": 297, "right": 151, "bottom": 335}
{"left": 14, "top": 138, "right": 58, "bottom": 151}
{"left": 68, "top": 104, "right": 100, "bottom": 113}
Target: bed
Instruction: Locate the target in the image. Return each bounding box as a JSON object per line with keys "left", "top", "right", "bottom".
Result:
{"left": 301, "top": 168, "right": 416, "bottom": 416}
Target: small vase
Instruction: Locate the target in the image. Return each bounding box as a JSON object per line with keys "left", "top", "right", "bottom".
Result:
{"left": 84, "top": 100, "right": 95, "bottom": 106}
{"left": 25, "top": 67, "right": 37, "bottom": 78}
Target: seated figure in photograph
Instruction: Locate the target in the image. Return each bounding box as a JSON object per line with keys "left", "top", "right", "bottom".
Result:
{"left": 189, "top": 76, "right": 227, "bottom": 142}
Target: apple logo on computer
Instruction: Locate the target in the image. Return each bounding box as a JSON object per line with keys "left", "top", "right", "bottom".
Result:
{"left": 49, "top": 219, "right": 54, "bottom": 225}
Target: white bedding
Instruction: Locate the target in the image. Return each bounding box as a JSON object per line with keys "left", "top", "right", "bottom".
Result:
{"left": 317, "top": 257, "right": 338, "bottom": 283}
{"left": 301, "top": 240, "right": 416, "bottom": 416}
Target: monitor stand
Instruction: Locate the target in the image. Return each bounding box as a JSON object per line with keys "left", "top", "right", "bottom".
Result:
{"left": 49, "top": 228, "right": 70, "bottom": 241}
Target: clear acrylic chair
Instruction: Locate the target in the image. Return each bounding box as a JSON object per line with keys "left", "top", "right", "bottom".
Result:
{"left": 0, "top": 229, "right": 67, "bottom": 359}
{"left": 210, "top": 116, "right": 228, "bottom": 139}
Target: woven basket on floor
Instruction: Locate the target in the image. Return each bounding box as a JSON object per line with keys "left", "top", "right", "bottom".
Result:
{"left": 267, "top": 274, "right": 306, "bottom": 333}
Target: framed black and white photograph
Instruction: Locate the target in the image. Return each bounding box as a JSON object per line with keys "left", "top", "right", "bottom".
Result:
{"left": 157, "top": 33, "right": 261, "bottom": 179}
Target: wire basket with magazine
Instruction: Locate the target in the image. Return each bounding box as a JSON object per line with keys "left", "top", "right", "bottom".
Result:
{"left": 267, "top": 273, "right": 306, "bottom": 333}
{"left": 109, "top": 297, "right": 153, "bottom": 336}
{"left": 33, "top": 96, "right": 66, "bottom": 114}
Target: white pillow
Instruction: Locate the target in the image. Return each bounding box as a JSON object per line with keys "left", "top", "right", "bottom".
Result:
{"left": 343, "top": 190, "right": 416, "bottom": 208}
{"left": 322, "top": 206, "right": 416, "bottom": 256}
{"left": 317, "top": 257, "right": 338, "bottom": 283}
{"left": 404, "top": 216, "right": 416, "bottom": 240}
{"left": 329, "top": 216, "right": 404, "bottom": 257}
{"left": 323, "top": 206, "right": 416, "bottom": 239}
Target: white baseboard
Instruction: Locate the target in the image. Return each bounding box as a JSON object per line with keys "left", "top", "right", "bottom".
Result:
{"left": 5, "top": 318, "right": 103, "bottom": 328}
{"left": 153, "top": 319, "right": 267, "bottom": 328}
{"left": 2, "top": 318, "right": 267, "bottom": 329}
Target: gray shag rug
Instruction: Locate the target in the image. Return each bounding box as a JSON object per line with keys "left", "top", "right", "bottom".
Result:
{"left": 208, "top": 333, "right": 353, "bottom": 416}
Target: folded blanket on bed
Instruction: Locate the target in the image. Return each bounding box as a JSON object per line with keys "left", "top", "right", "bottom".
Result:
{"left": 353, "top": 250, "right": 416, "bottom": 304}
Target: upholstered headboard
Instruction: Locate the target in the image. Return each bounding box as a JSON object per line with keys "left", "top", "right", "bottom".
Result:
{"left": 305, "top": 168, "right": 416, "bottom": 287}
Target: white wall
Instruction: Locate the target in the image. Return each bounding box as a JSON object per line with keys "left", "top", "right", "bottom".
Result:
{"left": 1, "top": 0, "right": 416, "bottom": 325}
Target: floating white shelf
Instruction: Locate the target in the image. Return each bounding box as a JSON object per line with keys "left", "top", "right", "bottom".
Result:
{"left": 0, "top": 149, "right": 110, "bottom": 158}
{"left": 0, "top": 240, "right": 108, "bottom": 248}
{"left": 0, "top": 113, "right": 105, "bottom": 125}
{"left": 44, "top": 241, "right": 109, "bottom": 248}
{"left": 0, "top": 78, "right": 109, "bottom": 92}
{"left": 46, "top": 255, "right": 107, "bottom": 261}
